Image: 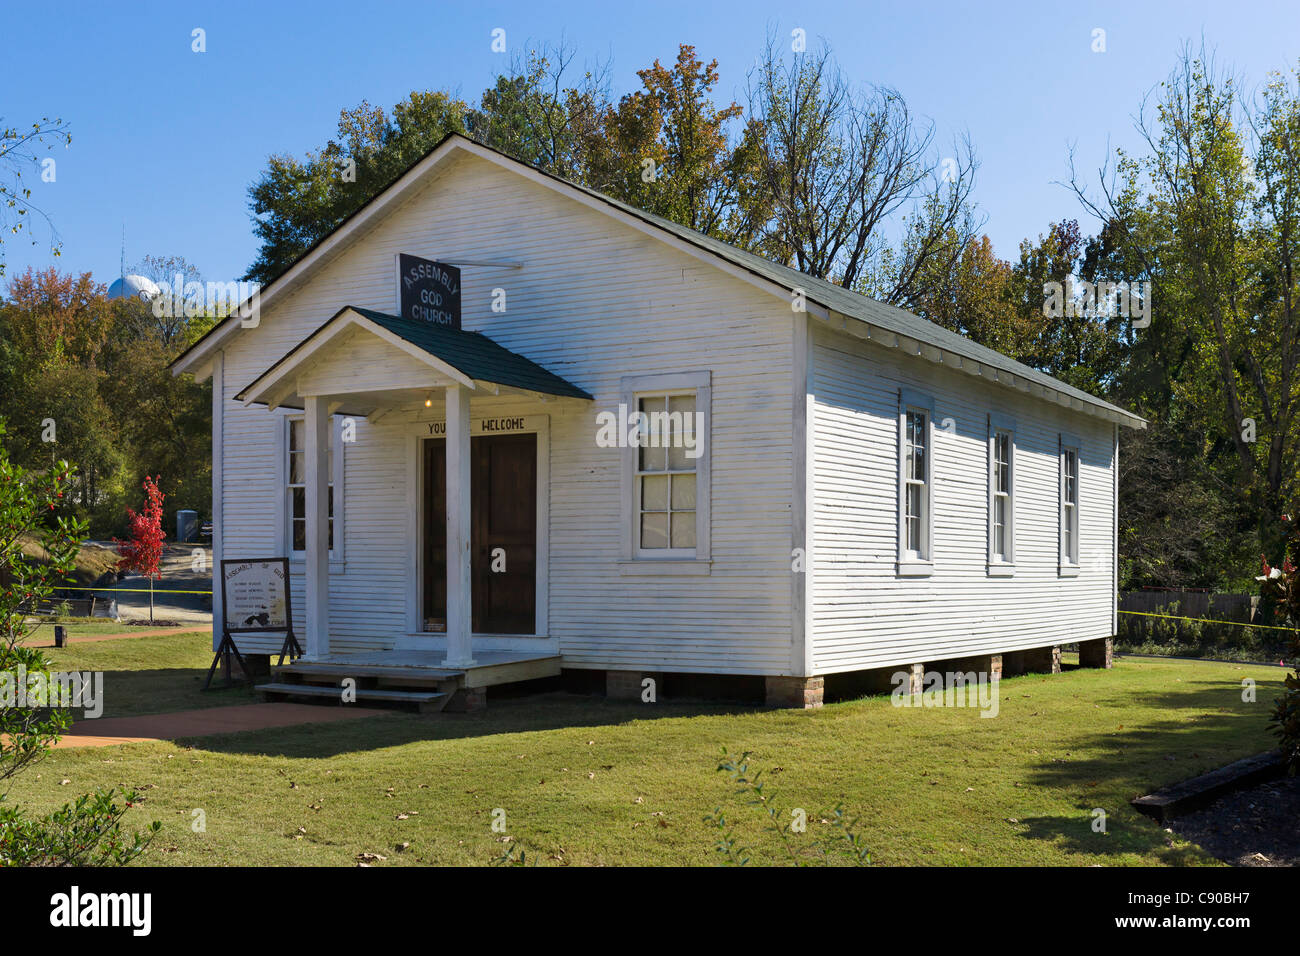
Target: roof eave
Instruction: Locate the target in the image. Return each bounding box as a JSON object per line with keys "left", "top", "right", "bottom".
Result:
{"left": 818, "top": 309, "right": 1147, "bottom": 430}
{"left": 169, "top": 135, "right": 476, "bottom": 378}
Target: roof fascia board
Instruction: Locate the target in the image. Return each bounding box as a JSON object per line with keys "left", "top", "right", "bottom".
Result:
{"left": 238, "top": 308, "right": 475, "bottom": 405}
{"left": 172, "top": 138, "right": 470, "bottom": 377}
{"left": 449, "top": 140, "right": 832, "bottom": 321}
{"left": 175, "top": 136, "right": 819, "bottom": 376}
{"left": 818, "top": 309, "right": 1145, "bottom": 430}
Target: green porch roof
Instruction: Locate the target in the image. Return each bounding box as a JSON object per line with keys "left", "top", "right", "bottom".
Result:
{"left": 348, "top": 307, "right": 592, "bottom": 400}
{"left": 238, "top": 305, "right": 593, "bottom": 403}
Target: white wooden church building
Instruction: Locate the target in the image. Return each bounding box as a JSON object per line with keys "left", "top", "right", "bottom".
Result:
{"left": 172, "top": 133, "right": 1144, "bottom": 709}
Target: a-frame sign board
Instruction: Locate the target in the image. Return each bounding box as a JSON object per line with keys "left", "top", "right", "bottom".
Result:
{"left": 204, "top": 557, "right": 303, "bottom": 690}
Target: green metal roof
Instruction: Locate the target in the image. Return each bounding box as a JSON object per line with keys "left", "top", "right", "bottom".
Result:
{"left": 201, "top": 131, "right": 1142, "bottom": 427}
{"left": 550, "top": 177, "right": 1144, "bottom": 427}
{"left": 349, "top": 307, "right": 592, "bottom": 400}
{"left": 237, "top": 305, "right": 592, "bottom": 403}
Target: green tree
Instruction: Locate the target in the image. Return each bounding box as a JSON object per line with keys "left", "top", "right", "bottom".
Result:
{"left": 1071, "top": 44, "right": 1300, "bottom": 560}
{"left": 0, "top": 117, "right": 71, "bottom": 278}
{"left": 587, "top": 45, "right": 762, "bottom": 245}
{"left": 466, "top": 40, "right": 610, "bottom": 180}
{"left": 746, "top": 33, "right": 978, "bottom": 302}
{"left": 245, "top": 93, "right": 470, "bottom": 285}
{"left": 0, "top": 422, "right": 160, "bottom": 864}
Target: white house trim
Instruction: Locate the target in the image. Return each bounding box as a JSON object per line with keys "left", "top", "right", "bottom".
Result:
{"left": 986, "top": 412, "right": 1017, "bottom": 576}
{"left": 302, "top": 395, "right": 331, "bottom": 658}
{"left": 210, "top": 349, "right": 224, "bottom": 651}
{"left": 171, "top": 138, "right": 827, "bottom": 381}
{"left": 617, "top": 370, "right": 712, "bottom": 572}
{"left": 442, "top": 384, "right": 474, "bottom": 667}
{"left": 278, "top": 411, "right": 347, "bottom": 569}
{"left": 1058, "top": 431, "right": 1083, "bottom": 577}
{"left": 239, "top": 307, "right": 476, "bottom": 409}
{"left": 896, "top": 387, "right": 936, "bottom": 577}
{"left": 792, "top": 312, "right": 816, "bottom": 676}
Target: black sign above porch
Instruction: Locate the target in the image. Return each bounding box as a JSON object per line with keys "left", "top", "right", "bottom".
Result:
{"left": 397, "top": 253, "right": 461, "bottom": 328}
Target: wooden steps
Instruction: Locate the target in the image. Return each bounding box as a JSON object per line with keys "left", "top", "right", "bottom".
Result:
{"left": 259, "top": 659, "right": 466, "bottom": 714}
{"left": 260, "top": 650, "right": 562, "bottom": 713}
{"left": 272, "top": 661, "right": 465, "bottom": 682}
{"left": 256, "top": 681, "right": 450, "bottom": 713}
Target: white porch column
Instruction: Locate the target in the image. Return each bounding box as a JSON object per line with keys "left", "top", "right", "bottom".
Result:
{"left": 444, "top": 384, "right": 475, "bottom": 667}
{"left": 303, "top": 395, "right": 331, "bottom": 659}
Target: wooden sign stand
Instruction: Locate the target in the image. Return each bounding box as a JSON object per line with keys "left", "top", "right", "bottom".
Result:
{"left": 204, "top": 557, "right": 302, "bottom": 690}
{"left": 204, "top": 628, "right": 251, "bottom": 691}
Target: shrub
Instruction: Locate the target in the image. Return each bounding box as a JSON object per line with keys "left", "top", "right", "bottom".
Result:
{"left": 1256, "top": 516, "right": 1300, "bottom": 773}
{"left": 0, "top": 421, "right": 160, "bottom": 864}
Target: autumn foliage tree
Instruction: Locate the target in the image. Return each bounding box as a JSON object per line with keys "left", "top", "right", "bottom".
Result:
{"left": 116, "top": 475, "right": 165, "bottom": 623}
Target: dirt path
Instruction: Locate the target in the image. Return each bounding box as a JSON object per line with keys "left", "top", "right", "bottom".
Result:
{"left": 56, "top": 702, "right": 389, "bottom": 748}
{"left": 1169, "top": 773, "right": 1300, "bottom": 866}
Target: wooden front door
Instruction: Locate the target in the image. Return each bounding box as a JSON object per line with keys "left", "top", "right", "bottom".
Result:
{"left": 422, "top": 433, "right": 537, "bottom": 635}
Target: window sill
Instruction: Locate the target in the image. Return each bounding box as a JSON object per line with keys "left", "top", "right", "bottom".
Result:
{"left": 618, "top": 559, "right": 712, "bottom": 576}
{"left": 986, "top": 563, "right": 1016, "bottom": 577}
{"left": 895, "top": 560, "right": 934, "bottom": 578}
{"left": 1058, "top": 564, "right": 1080, "bottom": 578}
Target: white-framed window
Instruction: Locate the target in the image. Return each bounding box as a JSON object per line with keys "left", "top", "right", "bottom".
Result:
{"left": 284, "top": 414, "right": 344, "bottom": 561}
{"left": 618, "top": 371, "right": 711, "bottom": 574}
{"left": 897, "top": 388, "right": 934, "bottom": 576}
{"left": 1059, "top": 434, "right": 1081, "bottom": 575}
{"left": 988, "top": 414, "right": 1016, "bottom": 574}
{"left": 635, "top": 393, "right": 698, "bottom": 553}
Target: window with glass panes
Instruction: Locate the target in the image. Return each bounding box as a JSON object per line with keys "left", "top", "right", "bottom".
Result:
{"left": 287, "top": 417, "right": 333, "bottom": 553}
{"left": 904, "top": 409, "right": 928, "bottom": 558}
{"left": 635, "top": 393, "right": 697, "bottom": 553}
{"left": 1062, "top": 446, "right": 1078, "bottom": 564}
{"left": 992, "top": 430, "right": 1012, "bottom": 562}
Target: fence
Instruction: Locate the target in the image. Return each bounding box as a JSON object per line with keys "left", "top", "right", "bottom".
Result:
{"left": 1116, "top": 589, "right": 1290, "bottom": 662}
{"left": 1119, "top": 589, "right": 1257, "bottom": 624}
{"left": 21, "top": 595, "right": 106, "bottom": 617}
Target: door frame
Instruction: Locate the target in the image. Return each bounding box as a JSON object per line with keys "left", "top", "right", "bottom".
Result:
{"left": 404, "top": 413, "right": 550, "bottom": 640}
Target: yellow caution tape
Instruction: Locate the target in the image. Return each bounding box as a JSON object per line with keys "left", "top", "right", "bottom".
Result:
{"left": 43, "top": 585, "right": 213, "bottom": 595}
{"left": 1118, "top": 609, "right": 1298, "bottom": 633}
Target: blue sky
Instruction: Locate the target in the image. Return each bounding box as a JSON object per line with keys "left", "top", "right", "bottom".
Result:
{"left": 7, "top": 0, "right": 1300, "bottom": 288}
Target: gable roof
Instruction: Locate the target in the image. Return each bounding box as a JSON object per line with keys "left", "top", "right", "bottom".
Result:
{"left": 174, "top": 131, "right": 1144, "bottom": 429}
{"left": 236, "top": 305, "right": 592, "bottom": 408}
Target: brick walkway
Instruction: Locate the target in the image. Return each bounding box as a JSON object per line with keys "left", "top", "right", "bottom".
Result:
{"left": 55, "top": 702, "right": 388, "bottom": 748}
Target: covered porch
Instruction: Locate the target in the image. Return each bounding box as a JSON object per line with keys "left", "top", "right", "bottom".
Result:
{"left": 236, "top": 305, "right": 591, "bottom": 677}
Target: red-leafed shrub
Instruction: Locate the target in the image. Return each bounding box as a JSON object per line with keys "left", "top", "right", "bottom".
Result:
{"left": 115, "top": 475, "right": 165, "bottom": 623}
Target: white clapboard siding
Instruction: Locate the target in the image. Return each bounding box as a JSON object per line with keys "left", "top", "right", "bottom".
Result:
{"left": 808, "top": 325, "right": 1116, "bottom": 673}
{"left": 294, "top": 326, "right": 444, "bottom": 395}
{"left": 215, "top": 153, "right": 797, "bottom": 673}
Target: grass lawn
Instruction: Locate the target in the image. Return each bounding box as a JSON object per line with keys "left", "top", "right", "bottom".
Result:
{"left": 32, "top": 630, "right": 255, "bottom": 717}
{"left": 23, "top": 618, "right": 210, "bottom": 641}
{"left": 18, "top": 535, "right": 120, "bottom": 585}
{"left": 3, "top": 635, "right": 1287, "bottom": 866}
